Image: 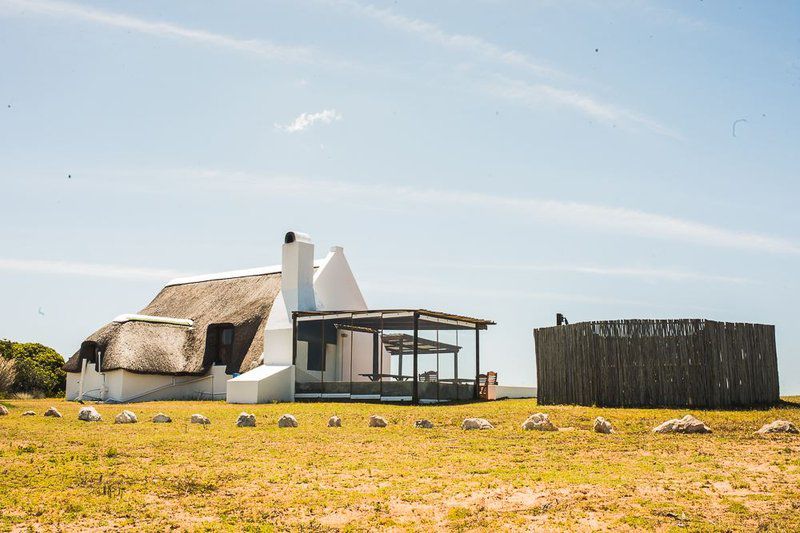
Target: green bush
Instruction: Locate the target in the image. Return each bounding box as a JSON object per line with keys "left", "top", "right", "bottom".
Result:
{"left": 0, "top": 340, "right": 66, "bottom": 397}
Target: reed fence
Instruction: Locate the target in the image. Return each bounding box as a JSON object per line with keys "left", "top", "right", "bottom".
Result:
{"left": 534, "top": 319, "right": 779, "bottom": 408}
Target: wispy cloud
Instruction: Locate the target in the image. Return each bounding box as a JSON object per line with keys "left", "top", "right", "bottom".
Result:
{"left": 0, "top": 258, "right": 192, "bottom": 281}
{"left": 360, "top": 278, "right": 652, "bottom": 307}
{"left": 275, "top": 109, "right": 343, "bottom": 133}
{"left": 317, "top": 0, "right": 676, "bottom": 137}
{"left": 0, "top": 0, "right": 317, "bottom": 64}
{"left": 167, "top": 169, "right": 800, "bottom": 255}
{"left": 484, "top": 76, "right": 683, "bottom": 139}
{"left": 411, "top": 262, "right": 753, "bottom": 285}
{"left": 321, "top": 0, "right": 563, "bottom": 79}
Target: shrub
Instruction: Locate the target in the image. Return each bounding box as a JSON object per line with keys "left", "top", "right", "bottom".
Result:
{"left": 0, "top": 340, "right": 66, "bottom": 397}
{"left": 0, "top": 357, "right": 16, "bottom": 396}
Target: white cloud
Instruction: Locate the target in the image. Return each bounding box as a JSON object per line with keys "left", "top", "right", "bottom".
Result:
{"left": 0, "top": 258, "right": 192, "bottom": 281}
{"left": 0, "top": 0, "right": 317, "bottom": 64}
{"left": 178, "top": 169, "right": 799, "bottom": 255}
{"left": 275, "top": 109, "right": 343, "bottom": 133}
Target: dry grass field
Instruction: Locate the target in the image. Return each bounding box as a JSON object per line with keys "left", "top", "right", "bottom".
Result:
{"left": 1, "top": 398, "right": 799, "bottom": 532}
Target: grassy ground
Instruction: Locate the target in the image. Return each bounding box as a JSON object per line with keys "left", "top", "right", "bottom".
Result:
{"left": 0, "top": 398, "right": 799, "bottom": 532}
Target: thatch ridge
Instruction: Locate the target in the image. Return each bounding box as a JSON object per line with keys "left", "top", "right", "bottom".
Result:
{"left": 64, "top": 273, "right": 282, "bottom": 375}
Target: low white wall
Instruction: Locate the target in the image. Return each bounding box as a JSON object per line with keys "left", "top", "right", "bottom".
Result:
{"left": 65, "top": 365, "right": 229, "bottom": 402}
{"left": 492, "top": 385, "right": 537, "bottom": 399}
{"left": 65, "top": 366, "right": 122, "bottom": 401}
{"left": 227, "top": 365, "right": 294, "bottom": 403}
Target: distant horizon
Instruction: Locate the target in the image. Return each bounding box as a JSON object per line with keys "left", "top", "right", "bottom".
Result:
{"left": 1, "top": 0, "right": 798, "bottom": 393}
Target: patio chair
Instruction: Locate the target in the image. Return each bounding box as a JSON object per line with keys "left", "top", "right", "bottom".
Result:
{"left": 478, "top": 371, "right": 498, "bottom": 399}
{"left": 419, "top": 370, "right": 438, "bottom": 382}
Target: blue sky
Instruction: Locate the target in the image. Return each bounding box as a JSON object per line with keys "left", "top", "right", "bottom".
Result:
{"left": 0, "top": 0, "right": 798, "bottom": 391}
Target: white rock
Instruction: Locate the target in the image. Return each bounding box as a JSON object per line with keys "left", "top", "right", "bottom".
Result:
{"left": 756, "top": 420, "right": 799, "bottom": 434}
{"left": 78, "top": 406, "right": 102, "bottom": 422}
{"left": 368, "top": 415, "right": 388, "bottom": 428}
{"left": 328, "top": 415, "right": 342, "bottom": 427}
{"left": 461, "top": 417, "right": 493, "bottom": 430}
{"left": 190, "top": 414, "right": 210, "bottom": 425}
{"left": 22, "top": 410, "right": 36, "bottom": 416}
{"left": 278, "top": 414, "right": 298, "bottom": 428}
{"left": 44, "top": 407, "right": 62, "bottom": 418}
{"left": 236, "top": 412, "right": 256, "bottom": 427}
{"left": 114, "top": 410, "right": 138, "bottom": 424}
{"left": 152, "top": 413, "right": 172, "bottom": 423}
{"left": 414, "top": 419, "right": 434, "bottom": 429}
{"left": 594, "top": 416, "right": 613, "bottom": 434}
{"left": 0, "top": 405, "right": 8, "bottom": 416}
{"left": 652, "top": 414, "right": 711, "bottom": 434}
{"left": 522, "top": 413, "right": 557, "bottom": 431}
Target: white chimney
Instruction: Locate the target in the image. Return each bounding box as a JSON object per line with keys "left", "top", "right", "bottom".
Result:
{"left": 281, "top": 231, "right": 316, "bottom": 312}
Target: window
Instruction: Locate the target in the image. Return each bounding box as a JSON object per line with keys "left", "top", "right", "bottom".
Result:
{"left": 205, "top": 324, "right": 235, "bottom": 367}
{"left": 307, "top": 341, "right": 324, "bottom": 371}
{"left": 79, "top": 341, "right": 103, "bottom": 372}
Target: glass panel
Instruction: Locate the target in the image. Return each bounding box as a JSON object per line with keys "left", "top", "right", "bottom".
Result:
{"left": 380, "top": 313, "right": 413, "bottom": 401}
{"left": 455, "top": 328, "right": 477, "bottom": 401}
{"left": 417, "top": 317, "right": 441, "bottom": 403}
{"left": 320, "top": 314, "right": 353, "bottom": 396}
{"left": 221, "top": 327, "right": 234, "bottom": 346}
{"left": 295, "top": 318, "right": 324, "bottom": 395}
{"left": 436, "top": 325, "right": 460, "bottom": 402}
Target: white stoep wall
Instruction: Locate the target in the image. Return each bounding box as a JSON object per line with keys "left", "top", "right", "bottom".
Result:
{"left": 66, "top": 365, "right": 229, "bottom": 402}
{"left": 227, "top": 365, "right": 294, "bottom": 403}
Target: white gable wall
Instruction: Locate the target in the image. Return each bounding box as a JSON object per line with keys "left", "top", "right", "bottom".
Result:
{"left": 262, "top": 245, "right": 367, "bottom": 367}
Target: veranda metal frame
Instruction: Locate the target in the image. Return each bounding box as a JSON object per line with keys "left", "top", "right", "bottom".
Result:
{"left": 292, "top": 309, "right": 494, "bottom": 404}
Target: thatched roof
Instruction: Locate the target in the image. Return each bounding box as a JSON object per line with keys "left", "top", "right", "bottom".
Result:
{"left": 64, "top": 272, "right": 282, "bottom": 375}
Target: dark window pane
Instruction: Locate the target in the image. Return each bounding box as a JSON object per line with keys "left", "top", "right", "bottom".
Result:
{"left": 307, "top": 341, "right": 324, "bottom": 371}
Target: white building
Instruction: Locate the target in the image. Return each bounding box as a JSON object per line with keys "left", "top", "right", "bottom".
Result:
{"left": 65, "top": 231, "right": 531, "bottom": 403}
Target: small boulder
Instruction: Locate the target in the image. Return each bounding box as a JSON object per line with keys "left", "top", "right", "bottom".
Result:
{"left": 236, "top": 412, "right": 256, "bottom": 427}
{"left": 594, "top": 416, "right": 613, "bottom": 434}
{"left": 278, "top": 414, "right": 298, "bottom": 428}
{"left": 78, "top": 406, "right": 102, "bottom": 422}
{"left": 461, "top": 417, "right": 493, "bottom": 430}
{"left": 756, "top": 420, "right": 799, "bottom": 435}
{"left": 22, "top": 410, "right": 36, "bottom": 417}
{"left": 114, "top": 410, "right": 138, "bottom": 424}
{"left": 44, "top": 407, "right": 62, "bottom": 418}
{"left": 190, "top": 414, "right": 210, "bottom": 425}
{"left": 652, "top": 414, "right": 711, "bottom": 434}
{"left": 0, "top": 405, "right": 8, "bottom": 416}
{"left": 414, "top": 419, "right": 434, "bottom": 429}
{"left": 368, "top": 415, "right": 388, "bottom": 428}
{"left": 521, "top": 413, "right": 557, "bottom": 431}
{"left": 152, "top": 413, "right": 172, "bottom": 423}
{"left": 328, "top": 415, "right": 342, "bottom": 427}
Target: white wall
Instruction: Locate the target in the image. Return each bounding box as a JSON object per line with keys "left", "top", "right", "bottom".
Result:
{"left": 66, "top": 365, "right": 229, "bottom": 402}
{"left": 339, "top": 330, "right": 392, "bottom": 382}
{"left": 492, "top": 385, "right": 537, "bottom": 400}
{"left": 227, "top": 365, "right": 294, "bottom": 403}
{"left": 263, "top": 245, "right": 368, "bottom": 367}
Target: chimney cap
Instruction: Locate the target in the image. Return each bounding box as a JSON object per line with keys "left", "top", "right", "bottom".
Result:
{"left": 284, "top": 231, "right": 312, "bottom": 244}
